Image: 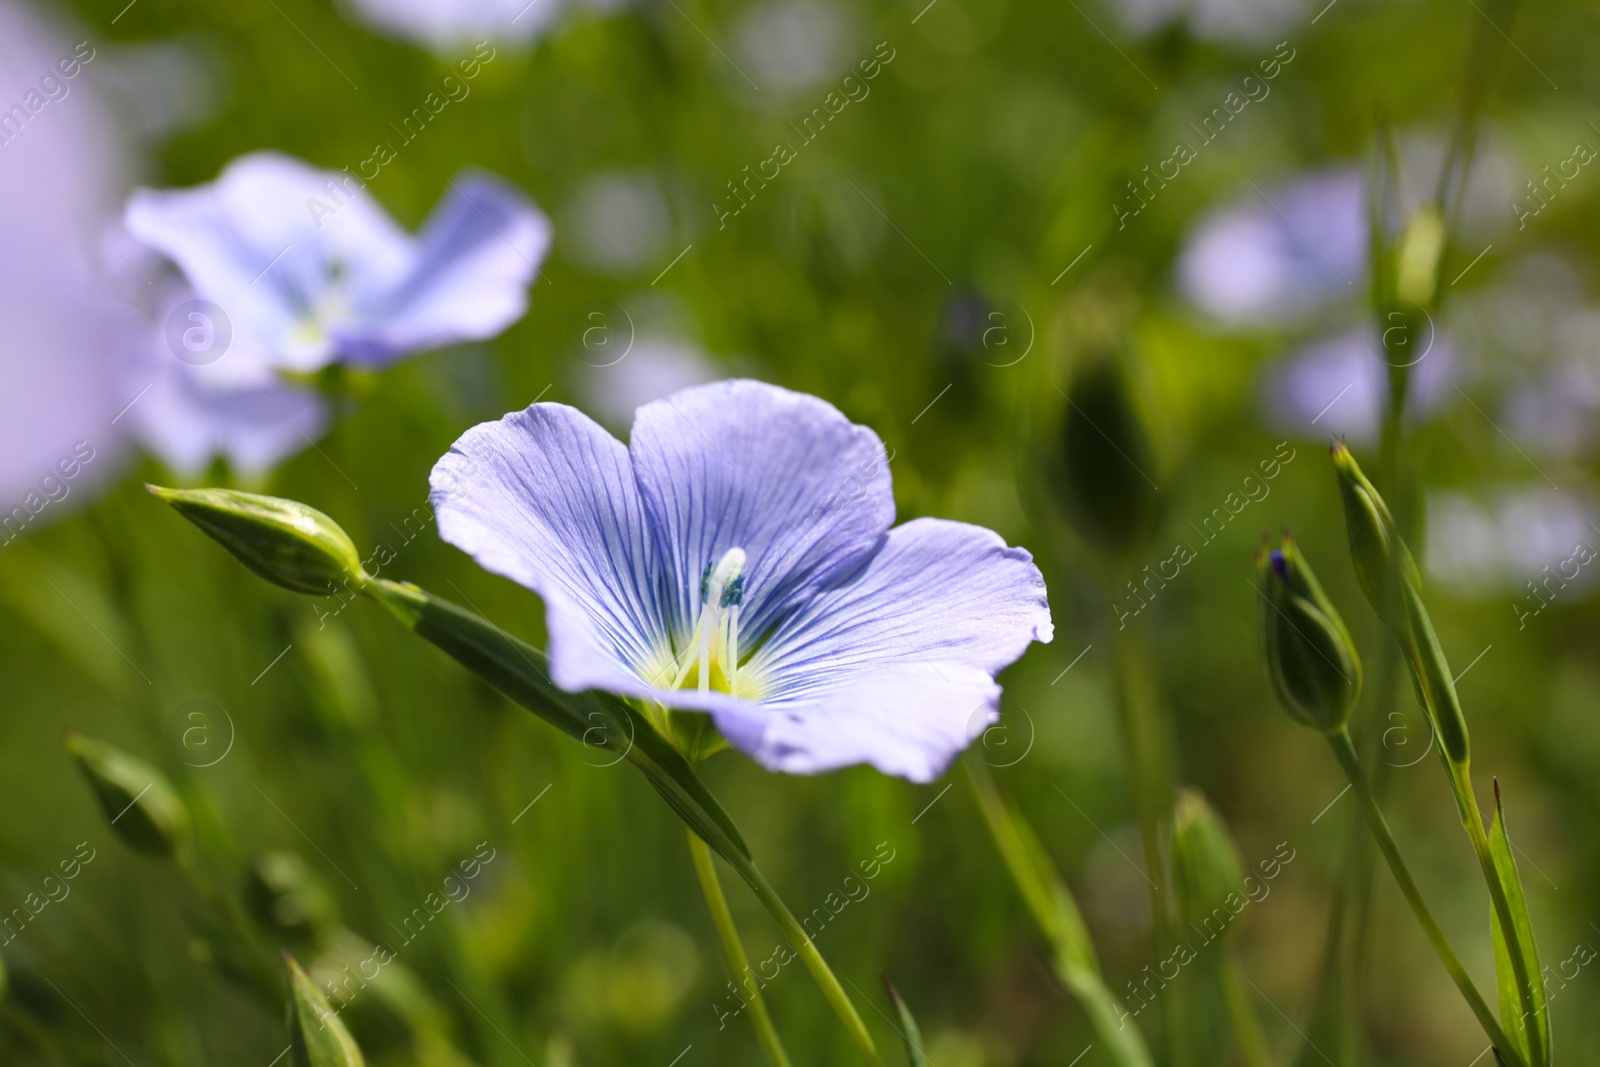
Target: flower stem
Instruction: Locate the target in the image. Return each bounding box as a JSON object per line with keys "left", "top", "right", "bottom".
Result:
{"left": 1325, "top": 729, "right": 1525, "bottom": 1067}
{"left": 741, "top": 861, "right": 884, "bottom": 1066}
{"left": 687, "top": 830, "right": 794, "bottom": 1067}
{"left": 1111, "top": 624, "right": 1185, "bottom": 1067}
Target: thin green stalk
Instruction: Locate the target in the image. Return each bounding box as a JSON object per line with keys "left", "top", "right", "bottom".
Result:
{"left": 1220, "top": 955, "right": 1271, "bottom": 1067}
{"left": 1326, "top": 730, "right": 1525, "bottom": 1067}
{"left": 1111, "top": 624, "right": 1184, "bottom": 1067}
{"left": 688, "top": 830, "right": 794, "bottom": 1067}
{"left": 741, "top": 862, "right": 883, "bottom": 1066}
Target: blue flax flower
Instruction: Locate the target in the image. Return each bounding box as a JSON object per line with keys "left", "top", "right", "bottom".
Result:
{"left": 125, "top": 151, "right": 550, "bottom": 372}
{"left": 431, "top": 380, "right": 1053, "bottom": 782}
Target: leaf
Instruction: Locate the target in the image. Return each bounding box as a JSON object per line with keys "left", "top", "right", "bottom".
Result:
{"left": 288, "top": 954, "right": 367, "bottom": 1067}
{"left": 1488, "top": 781, "right": 1550, "bottom": 1067}
{"left": 365, "top": 579, "right": 752, "bottom": 867}
{"left": 881, "top": 976, "right": 930, "bottom": 1067}
{"left": 966, "top": 762, "right": 1154, "bottom": 1067}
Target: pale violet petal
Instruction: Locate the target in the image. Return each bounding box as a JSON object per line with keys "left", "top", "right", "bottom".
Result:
{"left": 718, "top": 663, "right": 1001, "bottom": 783}
{"left": 127, "top": 350, "right": 328, "bottom": 478}
{"left": 708, "top": 518, "right": 1053, "bottom": 781}
{"left": 628, "top": 379, "right": 895, "bottom": 646}
{"left": 341, "top": 172, "right": 551, "bottom": 365}
{"left": 430, "top": 403, "right": 672, "bottom": 696}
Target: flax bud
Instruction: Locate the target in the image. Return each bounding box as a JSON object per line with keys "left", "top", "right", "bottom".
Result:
{"left": 1256, "top": 535, "right": 1362, "bottom": 734}
{"left": 1327, "top": 444, "right": 1468, "bottom": 763}
{"left": 1171, "top": 788, "right": 1245, "bottom": 934}
{"left": 1050, "top": 349, "right": 1163, "bottom": 560}
{"left": 1328, "top": 441, "right": 1418, "bottom": 631}
{"left": 149, "top": 486, "right": 366, "bottom": 597}
{"left": 67, "top": 734, "right": 191, "bottom": 859}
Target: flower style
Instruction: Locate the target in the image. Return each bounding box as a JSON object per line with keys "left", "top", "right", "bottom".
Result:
{"left": 125, "top": 151, "right": 550, "bottom": 373}
{"left": 431, "top": 380, "right": 1053, "bottom": 782}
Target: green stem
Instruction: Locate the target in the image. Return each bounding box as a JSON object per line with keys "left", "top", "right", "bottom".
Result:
{"left": 688, "top": 830, "right": 794, "bottom": 1067}
{"left": 1111, "top": 624, "right": 1182, "bottom": 1066}
{"left": 1326, "top": 730, "right": 1525, "bottom": 1067}
{"left": 1220, "top": 955, "right": 1271, "bottom": 1067}
{"left": 741, "top": 862, "right": 884, "bottom": 1067}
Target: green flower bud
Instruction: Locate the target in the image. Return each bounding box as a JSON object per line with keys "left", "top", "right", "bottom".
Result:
{"left": 1256, "top": 535, "right": 1363, "bottom": 734}
{"left": 1171, "top": 788, "right": 1245, "bottom": 934}
{"left": 1327, "top": 443, "right": 1469, "bottom": 764}
{"left": 288, "top": 954, "right": 367, "bottom": 1067}
{"left": 148, "top": 486, "right": 366, "bottom": 597}
{"left": 1394, "top": 206, "right": 1444, "bottom": 310}
{"left": 1328, "top": 441, "right": 1419, "bottom": 631}
{"left": 67, "top": 734, "right": 191, "bottom": 858}
{"left": 1050, "top": 349, "right": 1164, "bottom": 559}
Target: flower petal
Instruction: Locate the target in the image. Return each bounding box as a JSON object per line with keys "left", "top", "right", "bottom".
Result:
{"left": 715, "top": 663, "right": 1001, "bottom": 783}
{"left": 628, "top": 379, "right": 895, "bottom": 646}
{"left": 125, "top": 151, "right": 413, "bottom": 371}
{"left": 430, "top": 403, "right": 672, "bottom": 697}
{"left": 709, "top": 518, "right": 1052, "bottom": 781}
{"left": 341, "top": 172, "right": 551, "bottom": 365}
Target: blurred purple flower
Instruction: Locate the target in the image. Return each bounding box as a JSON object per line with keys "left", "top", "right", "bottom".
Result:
{"left": 125, "top": 151, "right": 550, "bottom": 372}
{"left": 430, "top": 379, "right": 1053, "bottom": 782}
{"left": 1426, "top": 486, "right": 1600, "bottom": 597}
{"left": 0, "top": 0, "right": 135, "bottom": 512}
{"left": 1262, "top": 326, "right": 1452, "bottom": 444}
{"left": 1179, "top": 170, "right": 1365, "bottom": 326}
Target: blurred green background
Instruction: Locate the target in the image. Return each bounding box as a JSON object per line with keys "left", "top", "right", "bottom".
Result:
{"left": 2, "top": 0, "right": 1598, "bottom": 1062}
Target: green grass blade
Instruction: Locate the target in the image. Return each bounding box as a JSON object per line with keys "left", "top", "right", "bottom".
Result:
{"left": 288, "top": 954, "right": 367, "bottom": 1067}
{"left": 882, "top": 977, "right": 930, "bottom": 1067}
{"left": 967, "top": 761, "right": 1154, "bottom": 1067}
{"left": 1488, "top": 781, "right": 1550, "bottom": 1066}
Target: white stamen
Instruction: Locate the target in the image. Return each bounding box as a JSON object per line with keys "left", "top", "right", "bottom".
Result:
{"left": 679, "top": 547, "right": 747, "bottom": 694}
{"left": 727, "top": 605, "right": 740, "bottom": 696}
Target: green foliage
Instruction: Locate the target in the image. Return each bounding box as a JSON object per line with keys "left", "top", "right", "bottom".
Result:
{"left": 1489, "top": 784, "right": 1550, "bottom": 1067}
{"left": 882, "top": 977, "right": 930, "bottom": 1067}
{"left": 289, "top": 955, "right": 368, "bottom": 1067}
{"left": 66, "top": 734, "right": 191, "bottom": 859}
